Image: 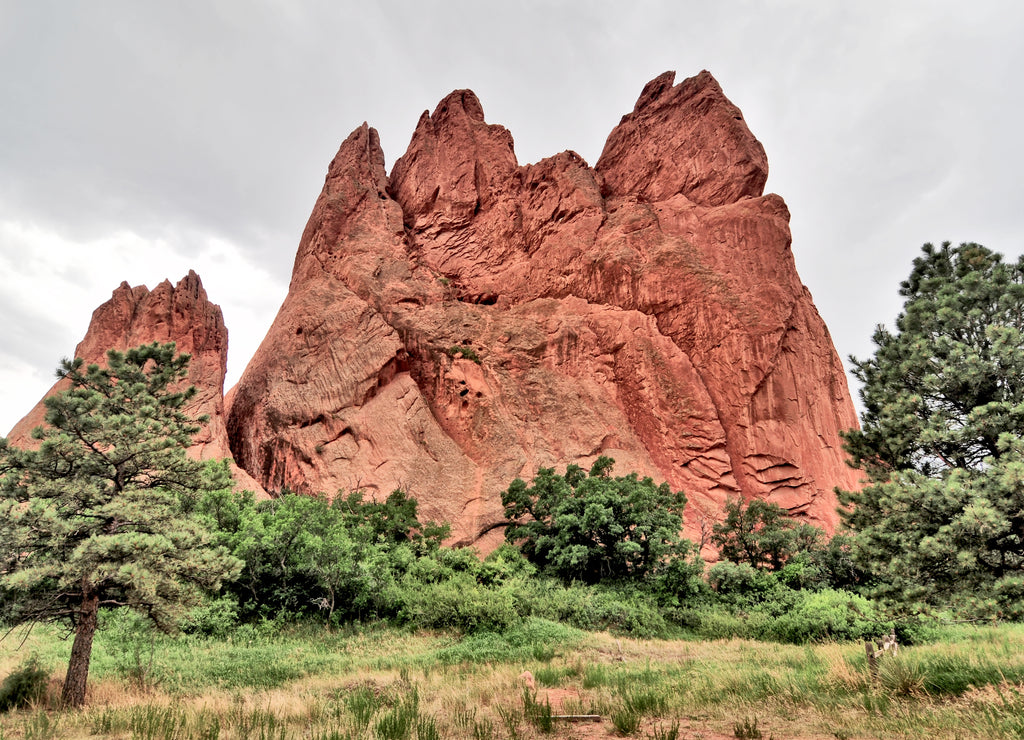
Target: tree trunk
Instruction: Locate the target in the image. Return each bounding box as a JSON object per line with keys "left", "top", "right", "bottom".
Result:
{"left": 61, "top": 592, "right": 99, "bottom": 708}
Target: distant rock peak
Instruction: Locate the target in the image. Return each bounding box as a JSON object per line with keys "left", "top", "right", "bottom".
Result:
{"left": 596, "top": 69, "right": 768, "bottom": 206}
{"left": 633, "top": 69, "right": 680, "bottom": 111}
{"left": 8, "top": 271, "right": 266, "bottom": 496}
{"left": 432, "top": 89, "right": 488, "bottom": 125}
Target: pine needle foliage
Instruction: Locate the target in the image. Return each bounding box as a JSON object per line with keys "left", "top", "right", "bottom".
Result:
{"left": 841, "top": 243, "right": 1024, "bottom": 615}
{"left": 0, "top": 342, "right": 240, "bottom": 706}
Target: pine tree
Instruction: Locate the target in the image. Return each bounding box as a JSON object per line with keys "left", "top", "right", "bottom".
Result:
{"left": 844, "top": 242, "right": 1024, "bottom": 481}
{"left": 841, "top": 242, "right": 1024, "bottom": 614}
{"left": 0, "top": 343, "right": 240, "bottom": 707}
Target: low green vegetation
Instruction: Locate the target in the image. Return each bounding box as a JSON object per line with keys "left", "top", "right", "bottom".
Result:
{"left": 0, "top": 658, "right": 47, "bottom": 713}
{"left": 447, "top": 345, "right": 481, "bottom": 364}
{"left": 158, "top": 477, "right": 891, "bottom": 645}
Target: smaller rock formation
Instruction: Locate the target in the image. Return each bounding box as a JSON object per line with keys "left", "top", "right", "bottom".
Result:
{"left": 7, "top": 271, "right": 263, "bottom": 494}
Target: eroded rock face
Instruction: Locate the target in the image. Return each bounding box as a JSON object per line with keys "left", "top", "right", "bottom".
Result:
{"left": 7, "top": 271, "right": 265, "bottom": 495}
{"left": 227, "top": 70, "right": 862, "bottom": 545}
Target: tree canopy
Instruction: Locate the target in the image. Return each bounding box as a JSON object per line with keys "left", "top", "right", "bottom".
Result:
{"left": 202, "top": 487, "right": 449, "bottom": 624}
{"left": 0, "top": 343, "right": 239, "bottom": 706}
{"left": 501, "top": 456, "right": 691, "bottom": 584}
{"left": 711, "top": 498, "right": 821, "bottom": 572}
{"left": 844, "top": 241, "right": 1024, "bottom": 481}
{"left": 841, "top": 242, "right": 1024, "bottom": 615}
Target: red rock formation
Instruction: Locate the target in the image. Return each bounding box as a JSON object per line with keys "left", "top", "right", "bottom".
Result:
{"left": 7, "top": 271, "right": 264, "bottom": 495}
{"left": 227, "top": 70, "right": 862, "bottom": 546}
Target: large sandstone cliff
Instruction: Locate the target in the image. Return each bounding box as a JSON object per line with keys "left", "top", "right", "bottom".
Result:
{"left": 226, "top": 70, "right": 862, "bottom": 547}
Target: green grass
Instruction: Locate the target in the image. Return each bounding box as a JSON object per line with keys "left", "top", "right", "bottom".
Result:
{"left": 447, "top": 345, "right": 482, "bottom": 364}
{"left": 5, "top": 621, "right": 1024, "bottom": 738}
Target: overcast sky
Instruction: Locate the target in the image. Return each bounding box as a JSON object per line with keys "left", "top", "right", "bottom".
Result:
{"left": 2, "top": 1, "right": 1022, "bottom": 435}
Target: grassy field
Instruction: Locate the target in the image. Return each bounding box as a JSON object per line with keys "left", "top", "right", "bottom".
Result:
{"left": 2, "top": 617, "right": 1024, "bottom": 739}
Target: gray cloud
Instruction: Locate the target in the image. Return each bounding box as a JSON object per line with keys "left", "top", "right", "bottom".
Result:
{"left": 2, "top": 0, "right": 1023, "bottom": 433}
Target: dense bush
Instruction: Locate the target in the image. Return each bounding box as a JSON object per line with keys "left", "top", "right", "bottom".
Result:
{"left": 669, "top": 606, "right": 770, "bottom": 641}
{"left": 198, "top": 488, "right": 451, "bottom": 625}
{"left": 712, "top": 498, "right": 824, "bottom": 572}
{"left": 430, "top": 617, "right": 583, "bottom": 664}
{"left": 502, "top": 456, "right": 690, "bottom": 584}
{"left": 0, "top": 658, "right": 48, "bottom": 712}
{"left": 514, "top": 579, "right": 674, "bottom": 638}
{"left": 706, "top": 561, "right": 794, "bottom": 612}
{"left": 395, "top": 574, "right": 522, "bottom": 632}
{"left": 477, "top": 543, "right": 538, "bottom": 585}
{"left": 665, "top": 590, "right": 889, "bottom": 644}
{"left": 179, "top": 595, "right": 242, "bottom": 638}
{"left": 769, "top": 589, "right": 889, "bottom": 643}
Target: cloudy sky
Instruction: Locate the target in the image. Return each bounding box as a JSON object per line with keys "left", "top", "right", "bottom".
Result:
{"left": 1, "top": 1, "right": 1022, "bottom": 435}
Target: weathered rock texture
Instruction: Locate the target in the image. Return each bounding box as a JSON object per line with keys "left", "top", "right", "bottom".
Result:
{"left": 8, "top": 271, "right": 264, "bottom": 495}
{"left": 226, "top": 70, "right": 862, "bottom": 547}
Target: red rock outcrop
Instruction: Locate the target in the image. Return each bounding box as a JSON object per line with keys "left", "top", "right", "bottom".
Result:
{"left": 7, "top": 271, "right": 265, "bottom": 495}
{"left": 227, "top": 70, "right": 862, "bottom": 546}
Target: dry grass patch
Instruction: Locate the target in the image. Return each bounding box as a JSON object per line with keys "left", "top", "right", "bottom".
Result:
{"left": 5, "top": 622, "right": 1024, "bottom": 738}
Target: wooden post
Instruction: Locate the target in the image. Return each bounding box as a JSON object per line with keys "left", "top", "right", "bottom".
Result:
{"left": 865, "top": 632, "right": 898, "bottom": 683}
{"left": 865, "top": 639, "right": 877, "bottom": 679}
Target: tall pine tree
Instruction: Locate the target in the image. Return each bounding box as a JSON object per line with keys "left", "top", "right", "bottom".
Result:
{"left": 841, "top": 243, "right": 1024, "bottom": 614}
{"left": 0, "top": 343, "right": 240, "bottom": 707}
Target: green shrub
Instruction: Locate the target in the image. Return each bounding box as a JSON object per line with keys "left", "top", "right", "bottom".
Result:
{"left": 502, "top": 457, "right": 689, "bottom": 585}
{"left": 520, "top": 581, "right": 674, "bottom": 637}
{"left": 621, "top": 686, "right": 668, "bottom": 715}
{"left": 648, "top": 547, "right": 708, "bottom": 606}
{"left": 611, "top": 706, "right": 641, "bottom": 735}
{"left": 430, "top": 618, "right": 581, "bottom": 665}
{"left": 733, "top": 716, "right": 763, "bottom": 739}
{"left": 766, "top": 589, "right": 889, "bottom": 643}
{"left": 583, "top": 664, "right": 610, "bottom": 689}
{"left": 179, "top": 595, "right": 241, "bottom": 638}
{"left": 472, "top": 717, "right": 494, "bottom": 740}
{"left": 478, "top": 544, "right": 538, "bottom": 585}
{"left": 707, "top": 561, "right": 778, "bottom": 599}
{"left": 0, "top": 658, "right": 48, "bottom": 712}
{"left": 877, "top": 657, "right": 926, "bottom": 697}
{"left": 650, "top": 720, "right": 680, "bottom": 740}
{"left": 532, "top": 665, "right": 571, "bottom": 686}
{"left": 417, "top": 715, "right": 441, "bottom": 740}
{"left": 706, "top": 561, "right": 801, "bottom": 618}
{"left": 502, "top": 618, "right": 583, "bottom": 651}
{"left": 345, "top": 686, "right": 381, "bottom": 731}
{"left": 375, "top": 688, "right": 419, "bottom": 740}
{"left": 713, "top": 498, "right": 822, "bottom": 571}
{"left": 448, "top": 346, "right": 481, "bottom": 364}
{"left": 396, "top": 576, "right": 521, "bottom": 633}
{"left": 433, "top": 631, "right": 521, "bottom": 665}
{"left": 892, "top": 615, "right": 947, "bottom": 646}
{"left": 523, "top": 688, "right": 554, "bottom": 733}
{"left": 667, "top": 604, "right": 773, "bottom": 641}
